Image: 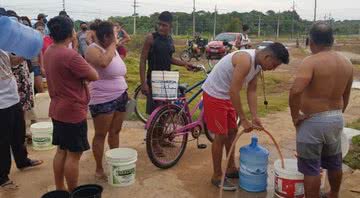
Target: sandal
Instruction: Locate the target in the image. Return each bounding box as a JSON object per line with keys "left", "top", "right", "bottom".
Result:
{"left": 19, "top": 159, "right": 43, "bottom": 170}
{"left": 1, "top": 180, "right": 19, "bottom": 191}
{"left": 225, "top": 170, "right": 239, "bottom": 179}
{"left": 320, "top": 192, "right": 328, "bottom": 198}
{"left": 211, "top": 178, "right": 237, "bottom": 191}
{"left": 95, "top": 174, "right": 108, "bottom": 183}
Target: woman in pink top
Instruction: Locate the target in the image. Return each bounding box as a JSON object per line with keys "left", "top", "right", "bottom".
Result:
{"left": 85, "top": 21, "right": 128, "bottom": 181}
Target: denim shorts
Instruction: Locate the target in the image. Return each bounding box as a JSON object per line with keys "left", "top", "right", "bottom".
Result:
{"left": 33, "top": 66, "right": 41, "bottom": 77}
{"left": 296, "top": 110, "right": 343, "bottom": 176}
{"left": 89, "top": 92, "right": 128, "bottom": 118}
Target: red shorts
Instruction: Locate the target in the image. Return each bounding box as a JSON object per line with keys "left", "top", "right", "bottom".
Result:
{"left": 203, "top": 92, "right": 237, "bottom": 135}
{"left": 116, "top": 45, "right": 127, "bottom": 58}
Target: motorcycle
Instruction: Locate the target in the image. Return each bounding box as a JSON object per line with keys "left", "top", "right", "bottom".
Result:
{"left": 180, "top": 39, "right": 207, "bottom": 62}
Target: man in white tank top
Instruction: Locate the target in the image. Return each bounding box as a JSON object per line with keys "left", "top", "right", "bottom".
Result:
{"left": 202, "top": 43, "right": 289, "bottom": 190}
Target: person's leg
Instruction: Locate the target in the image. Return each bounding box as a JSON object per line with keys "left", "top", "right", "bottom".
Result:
{"left": 92, "top": 113, "right": 114, "bottom": 176}
{"left": 64, "top": 151, "right": 82, "bottom": 192}
{"left": 0, "top": 105, "right": 15, "bottom": 186}
{"left": 34, "top": 75, "right": 44, "bottom": 93}
{"left": 212, "top": 134, "right": 226, "bottom": 181}
{"left": 108, "top": 111, "right": 126, "bottom": 149}
{"left": 224, "top": 128, "right": 238, "bottom": 174}
{"left": 53, "top": 147, "right": 67, "bottom": 191}
{"left": 304, "top": 175, "right": 322, "bottom": 198}
{"left": 326, "top": 170, "right": 342, "bottom": 198}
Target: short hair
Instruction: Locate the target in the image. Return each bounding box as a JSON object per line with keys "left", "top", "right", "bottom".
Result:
{"left": 242, "top": 24, "right": 250, "bottom": 32}
{"left": 34, "top": 21, "right": 45, "bottom": 29}
{"left": 59, "top": 10, "right": 68, "bottom": 16}
{"left": 265, "top": 42, "right": 290, "bottom": 64}
{"left": 96, "top": 21, "right": 114, "bottom": 44}
{"left": 20, "top": 16, "right": 32, "bottom": 27}
{"left": 89, "top": 19, "right": 101, "bottom": 31}
{"left": 80, "top": 21, "right": 87, "bottom": 26}
{"left": 158, "top": 11, "right": 173, "bottom": 23}
{"left": 6, "top": 10, "right": 19, "bottom": 19}
{"left": 48, "top": 16, "right": 74, "bottom": 42}
{"left": 310, "top": 22, "right": 334, "bottom": 47}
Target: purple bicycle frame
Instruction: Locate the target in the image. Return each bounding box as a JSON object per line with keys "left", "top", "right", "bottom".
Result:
{"left": 145, "top": 97, "right": 205, "bottom": 137}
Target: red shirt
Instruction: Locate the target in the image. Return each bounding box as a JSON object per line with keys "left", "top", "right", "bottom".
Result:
{"left": 44, "top": 45, "right": 92, "bottom": 123}
{"left": 42, "top": 36, "right": 53, "bottom": 54}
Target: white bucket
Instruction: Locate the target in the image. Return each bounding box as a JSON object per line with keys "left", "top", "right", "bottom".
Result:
{"left": 151, "top": 71, "right": 179, "bottom": 100}
{"left": 105, "top": 148, "right": 138, "bottom": 187}
{"left": 342, "top": 127, "right": 360, "bottom": 157}
{"left": 274, "top": 159, "right": 304, "bottom": 198}
{"left": 30, "top": 122, "right": 55, "bottom": 151}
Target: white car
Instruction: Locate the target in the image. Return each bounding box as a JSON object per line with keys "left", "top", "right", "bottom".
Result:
{"left": 256, "top": 41, "right": 274, "bottom": 50}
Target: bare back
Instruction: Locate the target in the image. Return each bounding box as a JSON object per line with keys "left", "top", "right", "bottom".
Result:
{"left": 301, "top": 51, "right": 353, "bottom": 114}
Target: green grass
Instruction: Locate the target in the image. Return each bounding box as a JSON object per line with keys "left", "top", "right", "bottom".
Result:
{"left": 124, "top": 44, "right": 290, "bottom": 121}
{"left": 347, "top": 119, "right": 360, "bottom": 130}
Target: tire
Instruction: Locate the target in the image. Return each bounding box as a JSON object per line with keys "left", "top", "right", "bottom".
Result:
{"left": 146, "top": 104, "right": 189, "bottom": 169}
{"left": 180, "top": 50, "right": 191, "bottom": 62}
{"left": 134, "top": 85, "right": 148, "bottom": 124}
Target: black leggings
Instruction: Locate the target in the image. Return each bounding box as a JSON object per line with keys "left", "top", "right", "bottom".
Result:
{"left": 0, "top": 103, "right": 30, "bottom": 185}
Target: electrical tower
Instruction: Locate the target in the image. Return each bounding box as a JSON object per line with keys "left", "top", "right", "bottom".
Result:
{"left": 133, "top": 0, "right": 139, "bottom": 35}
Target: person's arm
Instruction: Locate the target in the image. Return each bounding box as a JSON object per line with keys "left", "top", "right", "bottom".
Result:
{"left": 119, "top": 29, "right": 131, "bottom": 45}
{"left": 171, "top": 57, "right": 193, "bottom": 69}
{"left": 85, "top": 42, "right": 116, "bottom": 68}
{"left": 139, "top": 33, "right": 153, "bottom": 95}
{"left": 68, "top": 53, "right": 99, "bottom": 82}
{"left": 247, "top": 73, "right": 263, "bottom": 128}
{"left": 72, "top": 29, "right": 79, "bottom": 52}
{"left": 289, "top": 58, "right": 313, "bottom": 126}
{"left": 39, "top": 53, "right": 46, "bottom": 77}
{"left": 343, "top": 69, "right": 353, "bottom": 112}
{"left": 86, "top": 31, "right": 93, "bottom": 45}
{"left": 229, "top": 52, "right": 252, "bottom": 132}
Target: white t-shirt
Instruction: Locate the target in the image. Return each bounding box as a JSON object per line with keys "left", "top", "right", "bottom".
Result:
{"left": 0, "top": 50, "right": 20, "bottom": 109}
{"left": 240, "top": 33, "right": 251, "bottom": 50}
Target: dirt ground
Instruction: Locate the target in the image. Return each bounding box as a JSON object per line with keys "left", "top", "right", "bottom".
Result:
{"left": 1, "top": 89, "right": 359, "bottom": 198}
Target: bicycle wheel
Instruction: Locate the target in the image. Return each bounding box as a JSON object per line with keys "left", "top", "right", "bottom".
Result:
{"left": 180, "top": 50, "right": 191, "bottom": 62}
{"left": 134, "top": 85, "right": 148, "bottom": 123}
{"left": 146, "top": 104, "right": 189, "bottom": 169}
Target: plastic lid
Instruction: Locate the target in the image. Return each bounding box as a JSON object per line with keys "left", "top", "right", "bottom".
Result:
{"left": 105, "top": 148, "right": 138, "bottom": 162}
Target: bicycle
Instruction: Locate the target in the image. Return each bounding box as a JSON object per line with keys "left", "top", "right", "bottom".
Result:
{"left": 144, "top": 65, "right": 215, "bottom": 169}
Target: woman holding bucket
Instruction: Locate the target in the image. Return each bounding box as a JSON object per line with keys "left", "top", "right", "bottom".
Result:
{"left": 85, "top": 21, "right": 128, "bottom": 181}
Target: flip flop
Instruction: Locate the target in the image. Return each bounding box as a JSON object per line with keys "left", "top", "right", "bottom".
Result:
{"left": 95, "top": 174, "right": 108, "bottom": 183}
{"left": 0, "top": 180, "right": 19, "bottom": 191}
{"left": 320, "top": 192, "right": 328, "bottom": 198}
{"left": 211, "top": 178, "right": 237, "bottom": 191}
{"left": 19, "top": 159, "right": 43, "bottom": 171}
{"left": 225, "top": 170, "right": 239, "bottom": 179}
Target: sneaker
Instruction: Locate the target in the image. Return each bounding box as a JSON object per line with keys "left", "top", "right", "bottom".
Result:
{"left": 211, "top": 178, "right": 237, "bottom": 191}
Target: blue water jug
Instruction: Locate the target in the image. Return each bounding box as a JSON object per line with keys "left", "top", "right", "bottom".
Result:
{"left": 0, "top": 16, "right": 43, "bottom": 59}
{"left": 239, "top": 135, "right": 269, "bottom": 192}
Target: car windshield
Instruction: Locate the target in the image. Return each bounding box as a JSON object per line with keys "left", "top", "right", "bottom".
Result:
{"left": 215, "top": 33, "right": 236, "bottom": 42}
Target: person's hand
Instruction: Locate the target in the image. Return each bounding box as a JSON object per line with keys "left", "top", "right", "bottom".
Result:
{"left": 141, "top": 83, "right": 150, "bottom": 96}
{"left": 185, "top": 63, "right": 197, "bottom": 71}
{"left": 292, "top": 113, "right": 309, "bottom": 127}
{"left": 241, "top": 119, "right": 253, "bottom": 133}
{"left": 252, "top": 117, "right": 264, "bottom": 130}
{"left": 41, "top": 67, "right": 46, "bottom": 77}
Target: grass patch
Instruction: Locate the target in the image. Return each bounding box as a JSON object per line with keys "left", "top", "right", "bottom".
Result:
{"left": 347, "top": 119, "right": 360, "bottom": 130}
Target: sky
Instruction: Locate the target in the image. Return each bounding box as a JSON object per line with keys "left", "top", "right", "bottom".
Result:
{"left": 0, "top": 0, "right": 359, "bottom": 21}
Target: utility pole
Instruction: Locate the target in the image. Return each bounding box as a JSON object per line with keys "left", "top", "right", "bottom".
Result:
{"left": 62, "top": 0, "right": 65, "bottom": 11}
{"left": 276, "top": 12, "right": 280, "bottom": 40}
{"left": 258, "top": 15, "right": 261, "bottom": 37}
{"left": 132, "top": 0, "right": 139, "bottom": 35}
{"left": 314, "top": 0, "right": 317, "bottom": 22}
{"left": 291, "top": 0, "right": 295, "bottom": 39}
{"left": 193, "top": 0, "right": 196, "bottom": 37}
{"left": 213, "top": 5, "right": 217, "bottom": 39}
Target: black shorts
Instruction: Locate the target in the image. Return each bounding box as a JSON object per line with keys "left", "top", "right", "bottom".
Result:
{"left": 52, "top": 119, "right": 90, "bottom": 152}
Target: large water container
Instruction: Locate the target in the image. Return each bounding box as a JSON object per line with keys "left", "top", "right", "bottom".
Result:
{"left": 239, "top": 135, "right": 269, "bottom": 192}
{"left": 0, "top": 16, "right": 43, "bottom": 59}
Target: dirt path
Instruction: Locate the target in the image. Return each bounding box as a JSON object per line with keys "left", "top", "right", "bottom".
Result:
{"left": 1, "top": 89, "right": 359, "bottom": 198}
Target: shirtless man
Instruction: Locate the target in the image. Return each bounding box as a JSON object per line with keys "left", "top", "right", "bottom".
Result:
{"left": 289, "top": 22, "right": 353, "bottom": 198}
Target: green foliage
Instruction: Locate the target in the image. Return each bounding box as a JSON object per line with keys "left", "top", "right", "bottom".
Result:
{"left": 347, "top": 119, "right": 360, "bottom": 130}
